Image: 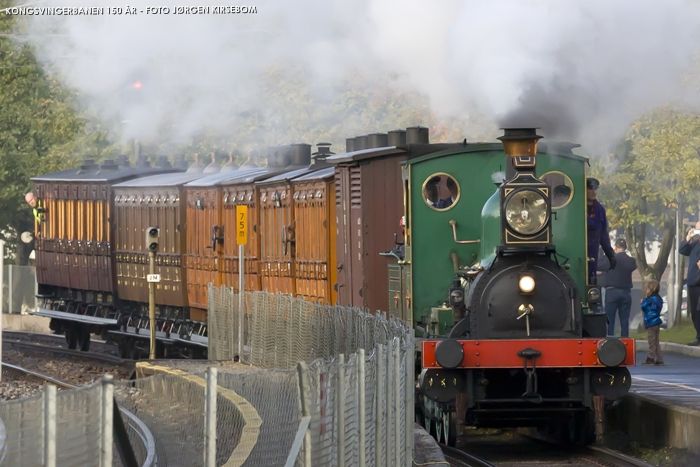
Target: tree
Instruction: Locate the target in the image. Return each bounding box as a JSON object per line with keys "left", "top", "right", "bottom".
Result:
{"left": 600, "top": 108, "right": 700, "bottom": 281}
{"left": 0, "top": 2, "right": 86, "bottom": 263}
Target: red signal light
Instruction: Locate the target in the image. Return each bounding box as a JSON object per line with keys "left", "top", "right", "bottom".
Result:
{"left": 131, "top": 80, "right": 143, "bottom": 90}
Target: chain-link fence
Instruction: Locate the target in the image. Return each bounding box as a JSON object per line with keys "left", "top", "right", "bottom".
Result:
{"left": 0, "top": 376, "right": 158, "bottom": 467}
{"left": 208, "top": 286, "right": 415, "bottom": 466}
{"left": 0, "top": 285, "right": 415, "bottom": 466}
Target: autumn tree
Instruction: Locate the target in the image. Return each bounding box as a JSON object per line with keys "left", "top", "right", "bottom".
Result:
{"left": 600, "top": 108, "right": 700, "bottom": 281}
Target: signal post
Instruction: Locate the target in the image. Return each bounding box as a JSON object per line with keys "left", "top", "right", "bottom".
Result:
{"left": 236, "top": 205, "right": 247, "bottom": 358}
{"left": 145, "top": 227, "right": 160, "bottom": 360}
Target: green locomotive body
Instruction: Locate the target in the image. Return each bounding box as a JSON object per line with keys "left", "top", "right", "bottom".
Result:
{"left": 406, "top": 142, "right": 589, "bottom": 334}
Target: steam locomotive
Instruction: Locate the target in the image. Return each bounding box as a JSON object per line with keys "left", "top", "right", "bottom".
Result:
{"left": 411, "top": 129, "right": 634, "bottom": 445}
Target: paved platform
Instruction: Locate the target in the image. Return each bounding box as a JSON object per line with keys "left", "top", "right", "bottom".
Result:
{"left": 632, "top": 340, "right": 700, "bottom": 404}
{"left": 604, "top": 342, "right": 700, "bottom": 456}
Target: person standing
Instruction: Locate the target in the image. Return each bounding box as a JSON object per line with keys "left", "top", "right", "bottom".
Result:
{"left": 641, "top": 280, "right": 664, "bottom": 365}
{"left": 680, "top": 221, "right": 700, "bottom": 346}
{"left": 602, "top": 238, "right": 637, "bottom": 337}
{"left": 586, "top": 178, "right": 616, "bottom": 284}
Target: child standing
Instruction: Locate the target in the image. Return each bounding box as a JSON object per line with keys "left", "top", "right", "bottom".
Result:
{"left": 641, "top": 280, "right": 664, "bottom": 365}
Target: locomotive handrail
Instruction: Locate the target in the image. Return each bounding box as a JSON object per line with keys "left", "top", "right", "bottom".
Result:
{"left": 448, "top": 219, "right": 481, "bottom": 244}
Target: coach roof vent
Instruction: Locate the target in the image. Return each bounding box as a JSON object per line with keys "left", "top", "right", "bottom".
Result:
{"left": 203, "top": 153, "right": 220, "bottom": 173}
{"left": 100, "top": 159, "right": 118, "bottom": 170}
{"left": 367, "top": 133, "right": 388, "bottom": 148}
{"left": 155, "top": 155, "right": 172, "bottom": 169}
{"left": 289, "top": 143, "right": 311, "bottom": 166}
{"left": 313, "top": 143, "right": 333, "bottom": 159}
{"left": 186, "top": 153, "right": 204, "bottom": 173}
{"left": 135, "top": 155, "right": 151, "bottom": 168}
{"left": 345, "top": 137, "right": 355, "bottom": 153}
{"left": 406, "top": 126, "right": 429, "bottom": 145}
{"left": 355, "top": 135, "right": 369, "bottom": 151}
{"left": 78, "top": 159, "right": 97, "bottom": 174}
{"left": 388, "top": 129, "right": 406, "bottom": 147}
{"left": 221, "top": 152, "right": 238, "bottom": 171}
{"left": 173, "top": 154, "right": 188, "bottom": 170}
{"left": 116, "top": 154, "right": 131, "bottom": 167}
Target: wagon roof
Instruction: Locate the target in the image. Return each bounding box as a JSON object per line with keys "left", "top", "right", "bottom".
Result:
{"left": 255, "top": 166, "right": 321, "bottom": 184}
{"left": 293, "top": 167, "right": 335, "bottom": 181}
{"left": 324, "top": 146, "right": 405, "bottom": 163}
{"left": 31, "top": 165, "right": 176, "bottom": 183}
{"left": 183, "top": 167, "right": 272, "bottom": 187}
{"left": 113, "top": 171, "right": 206, "bottom": 188}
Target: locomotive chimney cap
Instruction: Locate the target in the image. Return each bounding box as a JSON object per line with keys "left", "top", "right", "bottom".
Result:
{"left": 497, "top": 128, "right": 542, "bottom": 141}
{"left": 498, "top": 128, "right": 543, "bottom": 165}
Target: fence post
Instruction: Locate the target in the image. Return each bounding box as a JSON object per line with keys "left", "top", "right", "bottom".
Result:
{"left": 406, "top": 337, "right": 415, "bottom": 466}
{"left": 337, "top": 353, "right": 345, "bottom": 467}
{"left": 296, "top": 361, "right": 313, "bottom": 467}
{"left": 375, "top": 344, "right": 384, "bottom": 467}
{"left": 44, "top": 384, "right": 56, "bottom": 467}
{"left": 8, "top": 264, "right": 12, "bottom": 313}
{"left": 357, "top": 348, "right": 366, "bottom": 466}
{"left": 205, "top": 367, "right": 218, "bottom": 467}
{"left": 100, "top": 374, "right": 114, "bottom": 467}
{"left": 393, "top": 338, "right": 401, "bottom": 466}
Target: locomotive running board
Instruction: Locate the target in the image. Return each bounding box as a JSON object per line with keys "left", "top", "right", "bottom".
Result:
{"left": 32, "top": 308, "right": 118, "bottom": 326}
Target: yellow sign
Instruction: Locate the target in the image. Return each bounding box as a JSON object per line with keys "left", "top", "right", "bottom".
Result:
{"left": 236, "top": 205, "right": 248, "bottom": 245}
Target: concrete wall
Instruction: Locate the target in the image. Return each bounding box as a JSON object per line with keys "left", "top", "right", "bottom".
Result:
{"left": 608, "top": 393, "right": 700, "bottom": 455}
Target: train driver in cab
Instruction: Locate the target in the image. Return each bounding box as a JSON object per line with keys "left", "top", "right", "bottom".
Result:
{"left": 586, "top": 177, "right": 615, "bottom": 284}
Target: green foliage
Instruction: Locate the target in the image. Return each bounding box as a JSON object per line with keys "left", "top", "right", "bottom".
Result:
{"left": 599, "top": 108, "right": 700, "bottom": 280}
{"left": 0, "top": 2, "right": 86, "bottom": 261}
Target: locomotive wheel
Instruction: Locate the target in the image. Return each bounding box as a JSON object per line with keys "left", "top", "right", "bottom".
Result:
{"left": 65, "top": 326, "right": 78, "bottom": 350}
{"left": 78, "top": 326, "right": 91, "bottom": 352}
{"left": 442, "top": 410, "right": 458, "bottom": 447}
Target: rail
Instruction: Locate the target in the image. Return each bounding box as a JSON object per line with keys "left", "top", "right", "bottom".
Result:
{"left": 441, "top": 445, "right": 496, "bottom": 467}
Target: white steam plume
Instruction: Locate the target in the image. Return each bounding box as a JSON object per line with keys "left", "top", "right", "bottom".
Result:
{"left": 21, "top": 0, "right": 700, "bottom": 153}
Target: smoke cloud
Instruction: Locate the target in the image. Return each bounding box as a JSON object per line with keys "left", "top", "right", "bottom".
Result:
{"left": 20, "top": 0, "right": 700, "bottom": 154}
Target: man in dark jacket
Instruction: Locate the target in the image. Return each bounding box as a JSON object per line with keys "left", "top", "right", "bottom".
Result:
{"left": 587, "top": 178, "right": 616, "bottom": 284}
{"left": 601, "top": 238, "right": 637, "bottom": 337}
{"left": 680, "top": 221, "right": 700, "bottom": 345}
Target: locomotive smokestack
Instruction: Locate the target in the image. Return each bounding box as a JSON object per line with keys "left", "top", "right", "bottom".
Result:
{"left": 498, "top": 128, "right": 542, "bottom": 177}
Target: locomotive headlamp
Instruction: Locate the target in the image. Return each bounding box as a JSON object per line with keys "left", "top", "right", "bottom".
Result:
{"left": 518, "top": 274, "right": 536, "bottom": 294}
{"left": 504, "top": 189, "right": 548, "bottom": 235}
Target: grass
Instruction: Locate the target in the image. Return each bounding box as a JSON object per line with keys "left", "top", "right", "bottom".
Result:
{"left": 630, "top": 321, "right": 696, "bottom": 345}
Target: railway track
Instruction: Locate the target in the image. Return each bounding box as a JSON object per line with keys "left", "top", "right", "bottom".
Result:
{"left": 439, "top": 430, "right": 655, "bottom": 467}
{"left": 3, "top": 330, "right": 122, "bottom": 359}
{"left": 2, "top": 331, "right": 134, "bottom": 398}
{"left": 1, "top": 361, "right": 76, "bottom": 389}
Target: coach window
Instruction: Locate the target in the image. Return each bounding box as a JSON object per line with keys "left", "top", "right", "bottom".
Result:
{"left": 422, "top": 173, "right": 460, "bottom": 211}
{"left": 541, "top": 171, "right": 574, "bottom": 209}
